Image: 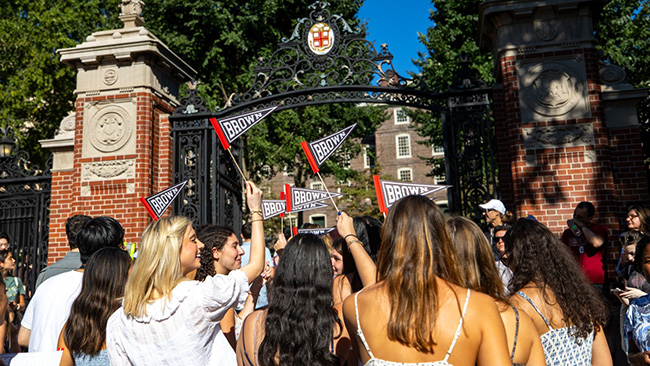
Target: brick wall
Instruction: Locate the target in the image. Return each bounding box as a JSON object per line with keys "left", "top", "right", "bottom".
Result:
{"left": 47, "top": 91, "right": 176, "bottom": 264}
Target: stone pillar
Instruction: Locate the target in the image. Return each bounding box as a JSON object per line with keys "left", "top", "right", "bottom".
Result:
{"left": 41, "top": 6, "right": 195, "bottom": 263}
{"left": 479, "top": 0, "right": 649, "bottom": 279}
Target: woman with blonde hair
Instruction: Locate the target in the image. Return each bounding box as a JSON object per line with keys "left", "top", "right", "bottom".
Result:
{"left": 343, "top": 195, "right": 511, "bottom": 365}
{"left": 446, "top": 216, "right": 545, "bottom": 366}
{"left": 106, "top": 182, "right": 266, "bottom": 365}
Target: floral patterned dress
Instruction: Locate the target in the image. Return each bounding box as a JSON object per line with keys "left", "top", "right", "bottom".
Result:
{"left": 625, "top": 294, "right": 650, "bottom": 352}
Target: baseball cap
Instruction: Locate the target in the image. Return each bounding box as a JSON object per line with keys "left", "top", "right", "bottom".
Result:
{"left": 479, "top": 199, "right": 506, "bottom": 215}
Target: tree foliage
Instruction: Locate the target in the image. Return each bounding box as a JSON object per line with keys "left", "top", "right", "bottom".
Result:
{"left": 0, "top": 0, "right": 121, "bottom": 167}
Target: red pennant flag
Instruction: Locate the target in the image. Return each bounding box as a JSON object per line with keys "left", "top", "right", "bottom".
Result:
{"left": 209, "top": 106, "right": 278, "bottom": 150}
{"left": 292, "top": 227, "right": 298, "bottom": 236}
{"left": 261, "top": 199, "right": 286, "bottom": 220}
{"left": 140, "top": 180, "right": 188, "bottom": 220}
{"left": 301, "top": 123, "right": 357, "bottom": 173}
{"left": 296, "top": 227, "right": 336, "bottom": 237}
{"left": 279, "top": 192, "right": 286, "bottom": 218}
{"left": 285, "top": 185, "right": 342, "bottom": 212}
{"left": 373, "top": 175, "right": 450, "bottom": 214}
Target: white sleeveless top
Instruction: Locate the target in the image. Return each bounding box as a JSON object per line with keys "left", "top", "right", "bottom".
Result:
{"left": 354, "top": 289, "right": 471, "bottom": 366}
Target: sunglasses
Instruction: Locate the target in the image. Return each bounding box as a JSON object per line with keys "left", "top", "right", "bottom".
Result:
{"left": 494, "top": 236, "right": 505, "bottom": 242}
{"left": 619, "top": 235, "right": 638, "bottom": 245}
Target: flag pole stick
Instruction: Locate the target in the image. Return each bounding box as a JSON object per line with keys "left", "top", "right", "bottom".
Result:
{"left": 316, "top": 171, "right": 340, "bottom": 213}
{"left": 227, "top": 147, "right": 249, "bottom": 183}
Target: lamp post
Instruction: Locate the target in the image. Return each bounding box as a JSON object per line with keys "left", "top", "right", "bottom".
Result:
{"left": 0, "top": 121, "right": 16, "bottom": 159}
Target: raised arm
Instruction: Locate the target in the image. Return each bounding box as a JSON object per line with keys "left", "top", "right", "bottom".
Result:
{"left": 336, "top": 212, "right": 376, "bottom": 288}
{"left": 240, "top": 181, "right": 265, "bottom": 282}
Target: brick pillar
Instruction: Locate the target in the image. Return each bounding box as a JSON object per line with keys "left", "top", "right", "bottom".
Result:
{"left": 41, "top": 17, "right": 195, "bottom": 263}
{"left": 479, "top": 0, "right": 649, "bottom": 281}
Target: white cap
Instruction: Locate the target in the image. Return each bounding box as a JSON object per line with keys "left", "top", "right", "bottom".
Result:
{"left": 479, "top": 199, "right": 506, "bottom": 215}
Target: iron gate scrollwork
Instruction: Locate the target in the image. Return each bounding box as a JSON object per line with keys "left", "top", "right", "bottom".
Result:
{"left": 170, "top": 86, "right": 242, "bottom": 229}
{"left": 170, "top": 1, "right": 499, "bottom": 223}
{"left": 0, "top": 135, "right": 51, "bottom": 299}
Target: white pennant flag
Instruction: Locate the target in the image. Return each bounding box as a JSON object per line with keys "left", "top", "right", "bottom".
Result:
{"left": 301, "top": 123, "right": 357, "bottom": 173}
{"left": 288, "top": 201, "right": 330, "bottom": 214}
{"left": 285, "top": 185, "right": 342, "bottom": 212}
{"left": 140, "top": 180, "right": 188, "bottom": 220}
{"left": 210, "top": 106, "right": 278, "bottom": 150}
{"left": 261, "top": 199, "right": 286, "bottom": 220}
{"left": 373, "top": 175, "right": 450, "bottom": 214}
{"left": 297, "top": 227, "right": 336, "bottom": 237}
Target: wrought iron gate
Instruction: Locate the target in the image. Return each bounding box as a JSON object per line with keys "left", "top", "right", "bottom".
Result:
{"left": 169, "top": 86, "right": 243, "bottom": 229}
{"left": 169, "top": 1, "right": 499, "bottom": 222}
{"left": 0, "top": 136, "right": 51, "bottom": 298}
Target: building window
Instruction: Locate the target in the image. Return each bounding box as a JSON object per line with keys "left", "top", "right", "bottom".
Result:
{"left": 433, "top": 174, "right": 446, "bottom": 184}
{"left": 398, "top": 168, "right": 412, "bottom": 182}
{"left": 363, "top": 145, "right": 376, "bottom": 169}
{"left": 394, "top": 108, "right": 409, "bottom": 124}
{"left": 396, "top": 134, "right": 411, "bottom": 158}
{"left": 310, "top": 181, "right": 324, "bottom": 191}
{"left": 310, "top": 214, "right": 326, "bottom": 227}
{"left": 432, "top": 145, "right": 444, "bottom": 156}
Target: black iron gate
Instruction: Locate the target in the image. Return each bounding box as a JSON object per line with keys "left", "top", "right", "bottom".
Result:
{"left": 169, "top": 86, "right": 243, "bottom": 229}
{"left": 170, "top": 1, "right": 499, "bottom": 222}
{"left": 0, "top": 129, "right": 51, "bottom": 298}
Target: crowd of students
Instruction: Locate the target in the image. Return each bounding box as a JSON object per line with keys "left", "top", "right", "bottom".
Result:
{"left": 0, "top": 183, "right": 649, "bottom": 365}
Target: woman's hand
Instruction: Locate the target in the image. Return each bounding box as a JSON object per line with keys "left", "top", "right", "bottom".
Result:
{"left": 621, "top": 287, "right": 647, "bottom": 301}
{"left": 336, "top": 212, "right": 355, "bottom": 238}
{"left": 274, "top": 232, "right": 287, "bottom": 253}
{"left": 245, "top": 181, "right": 262, "bottom": 211}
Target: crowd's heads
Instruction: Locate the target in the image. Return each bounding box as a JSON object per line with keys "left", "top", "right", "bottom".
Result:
{"left": 123, "top": 216, "right": 192, "bottom": 318}
{"left": 272, "top": 234, "right": 333, "bottom": 291}
{"left": 77, "top": 216, "right": 124, "bottom": 264}
{"left": 352, "top": 216, "right": 382, "bottom": 262}
{"left": 0, "top": 249, "right": 14, "bottom": 277}
{"left": 195, "top": 225, "right": 240, "bottom": 279}
{"left": 378, "top": 195, "right": 459, "bottom": 284}
{"left": 493, "top": 224, "right": 512, "bottom": 256}
{"left": 573, "top": 201, "right": 595, "bottom": 225}
{"left": 479, "top": 199, "right": 505, "bottom": 215}
{"left": 0, "top": 232, "right": 9, "bottom": 250}
{"left": 241, "top": 222, "right": 252, "bottom": 241}
{"left": 65, "top": 215, "right": 92, "bottom": 250}
{"left": 330, "top": 237, "right": 344, "bottom": 276}
{"left": 446, "top": 216, "right": 506, "bottom": 302}
{"left": 627, "top": 204, "right": 650, "bottom": 234}
{"left": 479, "top": 199, "right": 515, "bottom": 226}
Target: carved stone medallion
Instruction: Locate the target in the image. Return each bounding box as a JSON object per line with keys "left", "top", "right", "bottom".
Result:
{"left": 103, "top": 68, "right": 118, "bottom": 85}
{"left": 534, "top": 19, "right": 557, "bottom": 41}
{"left": 88, "top": 105, "right": 132, "bottom": 153}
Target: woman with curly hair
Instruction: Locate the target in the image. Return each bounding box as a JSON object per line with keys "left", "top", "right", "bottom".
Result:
{"left": 446, "top": 216, "right": 545, "bottom": 366}
{"left": 237, "top": 217, "right": 359, "bottom": 366}
{"left": 343, "top": 195, "right": 510, "bottom": 365}
{"left": 57, "top": 247, "right": 132, "bottom": 366}
{"left": 194, "top": 224, "right": 270, "bottom": 363}
{"left": 107, "top": 182, "right": 266, "bottom": 365}
{"left": 505, "top": 218, "right": 612, "bottom": 365}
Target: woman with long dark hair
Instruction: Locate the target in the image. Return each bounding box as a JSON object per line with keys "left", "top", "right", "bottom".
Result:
{"left": 57, "top": 247, "right": 132, "bottom": 366}
{"left": 505, "top": 219, "right": 611, "bottom": 365}
{"left": 446, "top": 216, "right": 545, "bottom": 366}
{"left": 343, "top": 195, "right": 510, "bottom": 364}
{"left": 236, "top": 233, "right": 350, "bottom": 366}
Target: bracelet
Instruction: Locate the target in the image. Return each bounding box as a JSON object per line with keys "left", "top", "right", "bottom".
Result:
{"left": 347, "top": 239, "right": 362, "bottom": 248}
{"left": 250, "top": 210, "right": 263, "bottom": 217}
{"left": 251, "top": 219, "right": 263, "bottom": 223}
{"left": 344, "top": 233, "right": 358, "bottom": 240}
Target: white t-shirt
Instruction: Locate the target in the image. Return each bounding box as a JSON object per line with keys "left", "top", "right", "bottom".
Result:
{"left": 106, "top": 270, "right": 248, "bottom": 365}
{"left": 21, "top": 270, "right": 84, "bottom": 352}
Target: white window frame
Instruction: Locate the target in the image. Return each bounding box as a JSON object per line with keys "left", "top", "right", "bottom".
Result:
{"left": 394, "top": 108, "right": 409, "bottom": 125}
{"left": 432, "top": 145, "right": 444, "bottom": 156}
{"left": 309, "top": 214, "right": 327, "bottom": 227}
{"left": 397, "top": 168, "right": 413, "bottom": 182}
{"left": 310, "top": 181, "right": 324, "bottom": 191}
{"left": 395, "top": 134, "right": 411, "bottom": 159}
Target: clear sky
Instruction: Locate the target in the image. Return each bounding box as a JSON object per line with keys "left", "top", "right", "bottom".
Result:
{"left": 358, "top": 0, "right": 435, "bottom": 78}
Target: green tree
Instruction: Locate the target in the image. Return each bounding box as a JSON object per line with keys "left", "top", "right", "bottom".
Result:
{"left": 0, "top": 0, "right": 122, "bottom": 167}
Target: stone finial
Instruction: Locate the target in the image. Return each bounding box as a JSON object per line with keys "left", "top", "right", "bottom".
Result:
{"left": 119, "top": 0, "right": 145, "bottom": 28}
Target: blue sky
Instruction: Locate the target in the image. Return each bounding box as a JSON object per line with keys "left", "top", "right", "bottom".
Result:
{"left": 358, "top": 0, "right": 435, "bottom": 78}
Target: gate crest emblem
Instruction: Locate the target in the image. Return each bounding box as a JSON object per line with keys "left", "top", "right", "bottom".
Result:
{"left": 308, "top": 22, "right": 334, "bottom": 55}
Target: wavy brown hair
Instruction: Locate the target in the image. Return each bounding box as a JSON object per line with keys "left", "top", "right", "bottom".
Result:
{"left": 504, "top": 219, "right": 608, "bottom": 338}
{"left": 376, "top": 195, "right": 462, "bottom": 353}
{"left": 64, "top": 247, "right": 132, "bottom": 356}
{"left": 628, "top": 204, "right": 650, "bottom": 235}
{"left": 446, "top": 216, "right": 508, "bottom": 303}
{"left": 195, "top": 225, "right": 235, "bottom": 281}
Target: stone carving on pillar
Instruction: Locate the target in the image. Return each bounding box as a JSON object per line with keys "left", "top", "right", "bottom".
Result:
{"left": 83, "top": 99, "right": 137, "bottom": 158}
{"left": 598, "top": 60, "right": 633, "bottom": 91}
{"left": 517, "top": 55, "right": 590, "bottom": 122}
{"left": 80, "top": 159, "right": 136, "bottom": 196}
{"left": 534, "top": 19, "right": 557, "bottom": 41}
{"left": 522, "top": 124, "right": 596, "bottom": 166}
